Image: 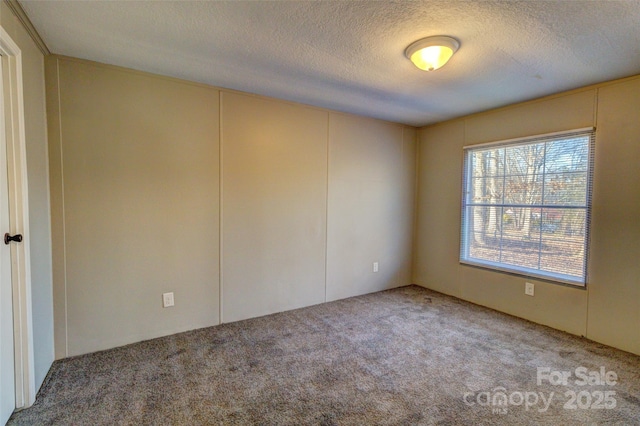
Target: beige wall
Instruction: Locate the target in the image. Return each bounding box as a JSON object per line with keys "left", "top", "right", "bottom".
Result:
{"left": 46, "top": 57, "right": 417, "bottom": 357}
{"left": 587, "top": 78, "right": 640, "bottom": 354}
{"left": 47, "top": 52, "right": 637, "bottom": 360}
{"left": 1, "top": 2, "right": 54, "bottom": 390}
{"left": 221, "top": 92, "right": 328, "bottom": 322}
{"left": 415, "top": 77, "right": 640, "bottom": 355}
{"left": 47, "top": 58, "right": 221, "bottom": 356}
{"left": 326, "top": 115, "right": 415, "bottom": 301}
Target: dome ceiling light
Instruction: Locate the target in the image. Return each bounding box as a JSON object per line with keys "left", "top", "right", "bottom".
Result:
{"left": 405, "top": 36, "right": 460, "bottom": 72}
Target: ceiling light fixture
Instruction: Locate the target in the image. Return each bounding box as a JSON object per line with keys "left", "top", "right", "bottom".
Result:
{"left": 405, "top": 36, "right": 460, "bottom": 72}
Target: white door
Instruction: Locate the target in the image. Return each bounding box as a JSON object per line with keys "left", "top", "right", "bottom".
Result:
{"left": 0, "top": 53, "right": 15, "bottom": 425}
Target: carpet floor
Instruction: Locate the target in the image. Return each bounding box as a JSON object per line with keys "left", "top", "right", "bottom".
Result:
{"left": 8, "top": 285, "right": 640, "bottom": 425}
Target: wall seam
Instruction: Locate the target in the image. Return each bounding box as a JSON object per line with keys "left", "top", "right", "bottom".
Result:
{"left": 218, "top": 92, "right": 224, "bottom": 324}
{"left": 40, "top": 53, "right": 55, "bottom": 365}
{"left": 53, "top": 59, "right": 69, "bottom": 357}
{"left": 324, "top": 113, "right": 330, "bottom": 303}
{"left": 400, "top": 126, "right": 404, "bottom": 288}
{"left": 410, "top": 127, "right": 420, "bottom": 285}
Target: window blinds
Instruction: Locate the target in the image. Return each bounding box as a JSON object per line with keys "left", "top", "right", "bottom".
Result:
{"left": 460, "top": 128, "right": 595, "bottom": 286}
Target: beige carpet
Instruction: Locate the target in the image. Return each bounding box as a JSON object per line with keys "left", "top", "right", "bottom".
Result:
{"left": 8, "top": 285, "right": 640, "bottom": 425}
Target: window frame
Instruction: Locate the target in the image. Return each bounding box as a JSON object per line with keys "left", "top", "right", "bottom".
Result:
{"left": 459, "top": 128, "right": 595, "bottom": 287}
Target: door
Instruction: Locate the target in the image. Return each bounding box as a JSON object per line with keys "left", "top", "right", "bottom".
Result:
{"left": 0, "top": 53, "right": 15, "bottom": 425}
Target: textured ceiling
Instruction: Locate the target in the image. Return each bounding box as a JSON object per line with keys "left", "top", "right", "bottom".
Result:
{"left": 19, "top": 0, "right": 640, "bottom": 127}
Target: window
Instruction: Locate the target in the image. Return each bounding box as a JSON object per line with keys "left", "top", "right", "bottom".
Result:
{"left": 460, "top": 129, "right": 595, "bottom": 286}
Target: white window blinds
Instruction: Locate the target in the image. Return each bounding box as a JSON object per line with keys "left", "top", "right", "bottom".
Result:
{"left": 460, "top": 128, "right": 595, "bottom": 286}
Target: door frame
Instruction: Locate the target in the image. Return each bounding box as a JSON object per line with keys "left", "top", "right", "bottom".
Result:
{"left": 0, "top": 25, "right": 35, "bottom": 409}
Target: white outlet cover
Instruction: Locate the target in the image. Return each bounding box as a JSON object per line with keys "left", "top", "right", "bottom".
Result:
{"left": 525, "top": 282, "right": 535, "bottom": 296}
{"left": 163, "top": 292, "right": 175, "bottom": 307}
{"left": 373, "top": 262, "right": 379, "bottom": 272}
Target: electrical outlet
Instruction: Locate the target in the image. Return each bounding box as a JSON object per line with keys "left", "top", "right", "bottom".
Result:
{"left": 162, "top": 292, "right": 175, "bottom": 308}
{"left": 373, "top": 262, "right": 379, "bottom": 273}
{"left": 525, "top": 282, "right": 535, "bottom": 297}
